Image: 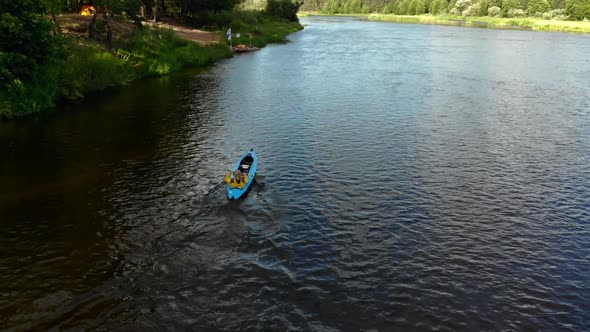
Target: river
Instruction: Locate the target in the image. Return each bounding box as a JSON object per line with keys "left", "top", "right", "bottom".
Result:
{"left": 1, "top": 16, "right": 589, "bottom": 330}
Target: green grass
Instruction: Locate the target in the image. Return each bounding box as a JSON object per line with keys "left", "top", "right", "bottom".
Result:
{"left": 229, "top": 20, "right": 303, "bottom": 47}
{"left": 197, "top": 9, "right": 304, "bottom": 47}
{"left": 367, "top": 14, "right": 590, "bottom": 33}
{"left": 120, "top": 28, "right": 232, "bottom": 77}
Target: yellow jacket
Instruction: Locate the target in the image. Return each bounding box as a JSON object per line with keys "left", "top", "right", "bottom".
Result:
{"left": 225, "top": 172, "right": 249, "bottom": 189}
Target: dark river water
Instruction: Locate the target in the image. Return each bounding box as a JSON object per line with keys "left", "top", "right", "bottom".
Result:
{"left": 2, "top": 16, "right": 590, "bottom": 330}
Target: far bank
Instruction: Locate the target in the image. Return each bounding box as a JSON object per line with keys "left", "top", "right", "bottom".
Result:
{"left": 299, "top": 12, "right": 590, "bottom": 33}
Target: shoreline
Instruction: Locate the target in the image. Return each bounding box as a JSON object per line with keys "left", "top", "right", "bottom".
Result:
{"left": 1, "top": 17, "right": 303, "bottom": 119}
{"left": 299, "top": 12, "right": 590, "bottom": 34}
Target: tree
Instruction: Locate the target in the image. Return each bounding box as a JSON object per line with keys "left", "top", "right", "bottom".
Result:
{"left": 322, "top": 0, "right": 341, "bottom": 13}
{"left": 430, "top": 0, "right": 446, "bottom": 13}
{"left": 477, "top": 0, "right": 490, "bottom": 15}
{"left": 566, "top": 0, "right": 590, "bottom": 19}
{"left": 342, "top": 0, "right": 364, "bottom": 13}
{"left": 488, "top": 4, "right": 501, "bottom": 14}
{"left": 501, "top": 0, "right": 521, "bottom": 15}
{"left": 0, "top": 0, "right": 60, "bottom": 85}
{"left": 266, "top": 0, "right": 303, "bottom": 21}
{"left": 527, "top": 0, "right": 550, "bottom": 14}
{"left": 455, "top": 0, "right": 472, "bottom": 12}
{"left": 414, "top": 0, "right": 427, "bottom": 13}
{"left": 404, "top": 0, "right": 414, "bottom": 13}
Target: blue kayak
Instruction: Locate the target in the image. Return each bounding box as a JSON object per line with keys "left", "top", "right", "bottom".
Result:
{"left": 227, "top": 149, "right": 258, "bottom": 200}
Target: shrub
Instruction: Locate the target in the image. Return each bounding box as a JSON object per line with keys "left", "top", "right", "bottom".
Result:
{"left": 502, "top": 0, "right": 522, "bottom": 16}
{"left": 463, "top": 3, "right": 480, "bottom": 15}
{"left": 508, "top": 8, "right": 526, "bottom": 15}
{"left": 450, "top": 7, "right": 461, "bottom": 13}
{"left": 383, "top": 4, "right": 394, "bottom": 13}
{"left": 566, "top": 0, "right": 590, "bottom": 19}
{"left": 527, "top": 0, "right": 551, "bottom": 14}
{"left": 455, "top": 0, "right": 473, "bottom": 12}
{"left": 543, "top": 8, "right": 569, "bottom": 18}
{"left": 488, "top": 5, "right": 502, "bottom": 15}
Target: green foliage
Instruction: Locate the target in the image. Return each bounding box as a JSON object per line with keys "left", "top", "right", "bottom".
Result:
{"left": 59, "top": 42, "right": 135, "bottom": 100}
{"left": 121, "top": 28, "right": 230, "bottom": 77}
{"left": 414, "top": 0, "right": 427, "bottom": 13}
{"left": 488, "top": 5, "right": 502, "bottom": 14}
{"left": 342, "top": 0, "right": 364, "bottom": 13}
{"left": 508, "top": 7, "right": 526, "bottom": 15}
{"left": 455, "top": 0, "right": 472, "bottom": 12}
{"left": 502, "top": 0, "right": 522, "bottom": 15}
{"left": 0, "top": 0, "right": 61, "bottom": 86}
{"left": 383, "top": 4, "right": 394, "bottom": 12}
{"left": 542, "top": 7, "right": 568, "bottom": 17}
{"left": 527, "top": 0, "right": 551, "bottom": 13}
{"left": 399, "top": 0, "right": 411, "bottom": 13}
{"left": 266, "top": 0, "right": 304, "bottom": 21}
{"left": 302, "top": 0, "right": 590, "bottom": 17}
{"left": 463, "top": 3, "right": 480, "bottom": 14}
{"left": 0, "top": 26, "right": 234, "bottom": 118}
{"left": 430, "top": 0, "right": 446, "bottom": 13}
{"left": 321, "top": 0, "right": 342, "bottom": 13}
{"left": 165, "top": 0, "right": 238, "bottom": 15}
{"left": 551, "top": 0, "right": 566, "bottom": 9}
{"left": 477, "top": 0, "right": 491, "bottom": 15}
{"left": 566, "top": 0, "right": 590, "bottom": 19}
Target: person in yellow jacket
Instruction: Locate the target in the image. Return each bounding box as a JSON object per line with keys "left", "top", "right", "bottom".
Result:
{"left": 225, "top": 170, "right": 249, "bottom": 189}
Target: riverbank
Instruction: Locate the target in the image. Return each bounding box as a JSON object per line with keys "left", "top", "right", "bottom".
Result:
{"left": 0, "top": 14, "right": 303, "bottom": 119}
{"left": 299, "top": 12, "right": 590, "bottom": 33}
{"left": 369, "top": 14, "right": 590, "bottom": 33}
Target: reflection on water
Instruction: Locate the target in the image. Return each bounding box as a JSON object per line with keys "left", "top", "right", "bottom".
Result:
{"left": 1, "top": 16, "right": 590, "bottom": 330}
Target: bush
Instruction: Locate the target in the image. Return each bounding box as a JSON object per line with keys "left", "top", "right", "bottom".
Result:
{"left": 508, "top": 8, "right": 526, "bottom": 15}
{"left": 463, "top": 3, "right": 480, "bottom": 15}
{"left": 527, "top": 0, "right": 551, "bottom": 14}
{"left": 266, "top": 0, "right": 303, "bottom": 21}
{"left": 566, "top": 0, "right": 590, "bottom": 19}
{"left": 488, "top": 5, "right": 502, "bottom": 15}
{"left": 502, "top": 0, "right": 522, "bottom": 16}
{"left": 59, "top": 43, "right": 135, "bottom": 100}
{"left": 450, "top": 7, "right": 461, "bottom": 14}
{"left": 542, "top": 8, "right": 569, "bottom": 18}
{"left": 455, "top": 0, "right": 473, "bottom": 12}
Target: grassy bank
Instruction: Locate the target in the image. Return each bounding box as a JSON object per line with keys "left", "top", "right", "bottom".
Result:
{"left": 1, "top": 12, "right": 302, "bottom": 119}
{"left": 368, "top": 14, "right": 590, "bottom": 32}
{"left": 0, "top": 30, "right": 232, "bottom": 119}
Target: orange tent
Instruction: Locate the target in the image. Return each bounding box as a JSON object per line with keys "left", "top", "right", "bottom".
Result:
{"left": 80, "top": 5, "right": 95, "bottom": 16}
